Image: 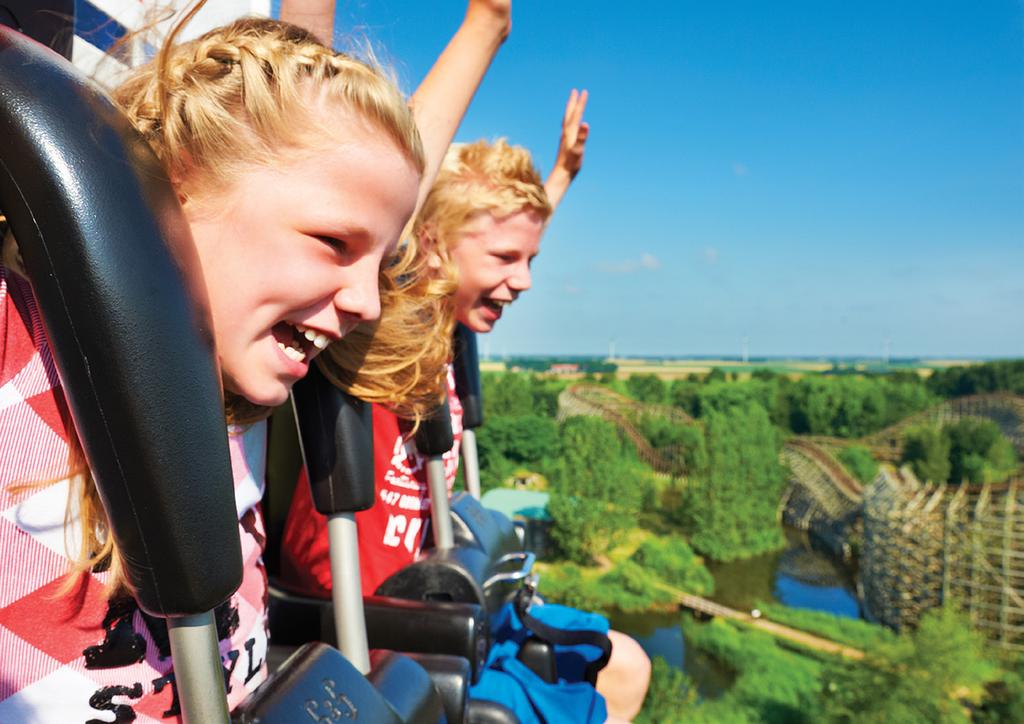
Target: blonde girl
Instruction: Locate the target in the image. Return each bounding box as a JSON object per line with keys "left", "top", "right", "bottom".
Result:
{"left": 419, "top": 107, "right": 652, "bottom": 724}
{"left": 0, "top": 1, "right": 508, "bottom": 718}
